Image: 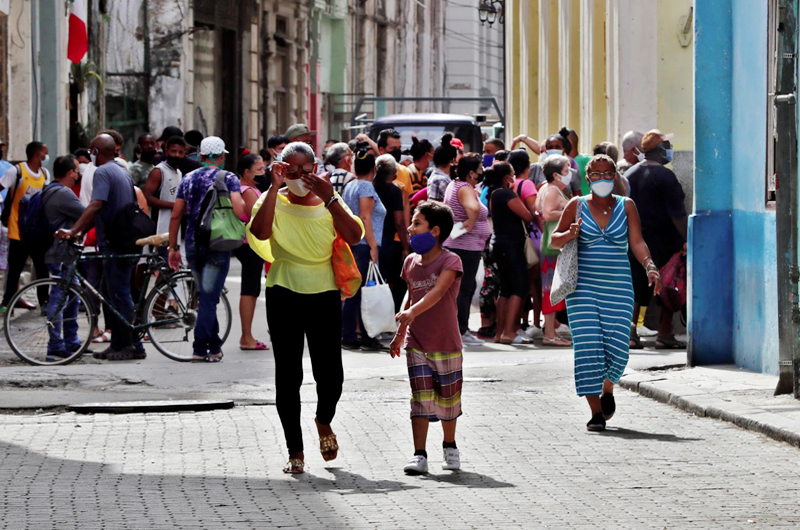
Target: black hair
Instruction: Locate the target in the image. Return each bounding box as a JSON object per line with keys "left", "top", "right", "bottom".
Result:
{"left": 259, "top": 148, "right": 271, "bottom": 161}
{"left": 593, "top": 141, "right": 619, "bottom": 162}
{"left": 377, "top": 128, "right": 401, "bottom": 149}
{"left": 507, "top": 149, "right": 530, "bottom": 178}
{"left": 485, "top": 161, "right": 513, "bottom": 198}
{"left": 185, "top": 129, "right": 203, "bottom": 148}
{"left": 26, "top": 141, "right": 45, "bottom": 160}
{"left": 433, "top": 133, "right": 458, "bottom": 167}
{"left": 267, "top": 135, "right": 290, "bottom": 149}
{"left": 325, "top": 138, "right": 338, "bottom": 145}
{"left": 409, "top": 136, "right": 434, "bottom": 161}
{"left": 54, "top": 154, "right": 77, "bottom": 179}
{"left": 354, "top": 150, "right": 376, "bottom": 176}
{"left": 137, "top": 133, "right": 154, "bottom": 145}
{"left": 553, "top": 129, "right": 573, "bottom": 154}
{"left": 485, "top": 138, "right": 505, "bottom": 151}
{"left": 166, "top": 136, "right": 187, "bottom": 149}
{"left": 543, "top": 155, "right": 570, "bottom": 183}
{"left": 545, "top": 134, "right": 568, "bottom": 154}
{"left": 493, "top": 150, "right": 509, "bottom": 162}
{"left": 73, "top": 148, "right": 91, "bottom": 159}
{"left": 237, "top": 153, "right": 261, "bottom": 176}
{"left": 559, "top": 126, "right": 578, "bottom": 143}
{"left": 454, "top": 153, "right": 482, "bottom": 181}
{"left": 416, "top": 201, "right": 455, "bottom": 244}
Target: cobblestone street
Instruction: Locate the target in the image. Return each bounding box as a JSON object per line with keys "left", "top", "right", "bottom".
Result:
{"left": 1, "top": 349, "right": 799, "bottom": 529}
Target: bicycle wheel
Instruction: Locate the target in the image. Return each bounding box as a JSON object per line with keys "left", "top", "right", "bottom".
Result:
{"left": 4, "top": 279, "right": 96, "bottom": 366}
{"left": 143, "top": 271, "right": 232, "bottom": 361}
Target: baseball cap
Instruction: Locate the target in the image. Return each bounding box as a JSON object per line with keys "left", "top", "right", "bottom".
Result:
{"left": 158, "top": 125, "right": 184, "bottom": 142}
{"left": 199, "top": 136, "right": 229, "bottom": 156}
{"left": 641, "top": 129, "right": 675, "bottom": 152}
{"left": 285, "top": 124, "right": 316, "bottom": 139}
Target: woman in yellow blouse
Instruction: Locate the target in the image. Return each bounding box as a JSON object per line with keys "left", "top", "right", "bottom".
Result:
{"left": 248, "top": 142, "right": 363, "bottom": 474}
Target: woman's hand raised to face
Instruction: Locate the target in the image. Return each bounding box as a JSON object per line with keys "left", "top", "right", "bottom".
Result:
{"left": 271, "top": 161, "right": 288, "bottom": 189}
{"left": 299, "top": 173, "right": 334, "bottom": 203}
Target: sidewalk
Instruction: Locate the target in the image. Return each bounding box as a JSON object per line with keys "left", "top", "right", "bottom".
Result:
{"left": 620, "top": 362, "right": 800, "bottom": 448}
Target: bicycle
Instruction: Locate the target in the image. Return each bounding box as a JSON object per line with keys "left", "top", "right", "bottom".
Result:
{"left": 3, "top": 240, "right": 232, "bottom": 365}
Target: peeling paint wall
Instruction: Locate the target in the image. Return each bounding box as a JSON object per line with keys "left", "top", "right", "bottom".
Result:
{"left": 148, "top": 0, "right": 190, "bottom": 135}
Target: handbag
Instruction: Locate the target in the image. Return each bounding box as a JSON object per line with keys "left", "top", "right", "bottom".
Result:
{"left": 521, "top": 219, "right": 539, "bottom": 268}
{"left": 360, "top": 262, "right": 396, "bottom": 337}
{"left": 550, "top": 197, "right": 583, "bottom": 305}
{"left": 331, "top": 232, "right": 362, "bottom": 298}
{"left": 659, "top": 252, "right": 687, "bottom": 312}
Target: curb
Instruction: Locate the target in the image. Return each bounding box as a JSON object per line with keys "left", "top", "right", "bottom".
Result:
{"left": 68, "top": 399, "right": 235, "bottom": 414}
{"left": 619, "top": 370, "right": 800, "bottom": 449}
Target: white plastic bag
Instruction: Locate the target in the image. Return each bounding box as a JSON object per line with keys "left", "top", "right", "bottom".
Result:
{"left": 361, "top": 262, "right": 397, "bottom": 338}
{"left": 471, "top": 258, "right": 485, "bottom": 313}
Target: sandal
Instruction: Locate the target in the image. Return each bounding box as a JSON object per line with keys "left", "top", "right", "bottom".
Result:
{"left": 499, "top": 334, "right": 533, "bottom": 345}
{"left": 542, "top": 337, "right": 572, "bottom": 347}
{"left": 629, "top": 327, "right": 643, "bottom": 349}
{"left": 319, "top": 433, "right": 339, "bottom": 462}
{"left": 191, "top": 354, "right": 223, "bottom": 363}
{"left": 240, "top": 340, "right": 269, "bottom": 351}
{"left": 283, "top": 458, "right": 305, "bottom": 474}
{"left": 655, "top": 335, "right": 686, "bottom": 350}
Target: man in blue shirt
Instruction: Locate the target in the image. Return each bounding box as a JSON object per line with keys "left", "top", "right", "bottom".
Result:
{"left": 168, "top": 136, "right": 244, "bottom": 362}
{"left": 56, "top": 133, "right": 144, "bottom": 361}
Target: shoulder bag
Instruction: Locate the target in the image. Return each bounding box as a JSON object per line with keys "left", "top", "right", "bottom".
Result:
{"left": 550, "top": 197, "right": 583, "bottom": 305}
{"left": 516, "top": 181, "right": 539, "bottom": 268}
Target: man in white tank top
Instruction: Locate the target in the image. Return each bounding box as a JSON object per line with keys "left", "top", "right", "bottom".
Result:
{"left": 143, "top": 137, "right": 185, "bottom": 239}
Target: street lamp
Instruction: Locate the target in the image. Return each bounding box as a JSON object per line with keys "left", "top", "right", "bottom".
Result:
{"left": 478, "top": 0, "right": 504, "bottom": 26}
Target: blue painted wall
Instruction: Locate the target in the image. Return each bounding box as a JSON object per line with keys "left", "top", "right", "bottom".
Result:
{"left": 692, "top": 0, "right": 779, "bottom": 374}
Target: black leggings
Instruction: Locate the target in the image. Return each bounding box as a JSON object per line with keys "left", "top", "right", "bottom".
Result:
{"left": 265, "top": 285, "right": 344, "bottom": 454}
{"left": 448, "top": 247, "right": 482, "bottom": 335}
{"left": 234, "top": 244, "right": 264, "bottom": 298}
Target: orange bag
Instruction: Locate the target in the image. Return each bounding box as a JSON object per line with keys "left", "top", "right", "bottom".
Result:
{"left": 332, "top": 232, "right": 362, "bottom": 298}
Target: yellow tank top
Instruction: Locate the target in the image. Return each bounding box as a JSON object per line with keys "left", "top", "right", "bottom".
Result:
{"left": 8, "top": 164, "right": 46, "bottom": 241}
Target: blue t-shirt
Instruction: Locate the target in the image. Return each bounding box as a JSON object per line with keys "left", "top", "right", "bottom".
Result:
{"left": 176, "top": 167, "right": 241, "bottom": 247}
{"left": 342, "top": 179, "right": 386, "bottom": 246}
{"left": 92, "top": 161, "right": 136, "bottom": 251}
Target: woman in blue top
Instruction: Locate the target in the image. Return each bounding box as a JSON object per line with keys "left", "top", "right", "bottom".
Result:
{"left": 341, "top": 149, "right": 388, "bottom": 351}
{"left": 551, "top": 155, "right": 661, "bottom": 432}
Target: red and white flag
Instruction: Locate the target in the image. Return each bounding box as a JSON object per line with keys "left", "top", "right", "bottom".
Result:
{"left": 67, "top": 0, "right": 88, "bottom": 64}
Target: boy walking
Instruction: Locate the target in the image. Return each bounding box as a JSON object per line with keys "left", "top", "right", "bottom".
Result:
{"left": 390, "top": 201, "right": 464, "bottom": 475}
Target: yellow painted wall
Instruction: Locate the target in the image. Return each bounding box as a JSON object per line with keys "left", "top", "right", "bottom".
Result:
{"left": 567, "top": 0, "right": 581, "bottom": 132}
{"left": 588, "top": 0, "right": 607, "bottom": 151}
{"left": 657, "top": 0, "right": 694, "bottom": 151}
{"left": 506, "top": 0, "right": 522, "bottom": 138}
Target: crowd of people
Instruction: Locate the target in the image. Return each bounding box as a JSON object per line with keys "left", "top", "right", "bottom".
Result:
{"left": 0, "top": 120, "right": 687, "bottom": 472}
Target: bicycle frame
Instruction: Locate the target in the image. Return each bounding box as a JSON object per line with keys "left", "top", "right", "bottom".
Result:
{"left": 49, "top": 251, "right": 190, "bottom": 332}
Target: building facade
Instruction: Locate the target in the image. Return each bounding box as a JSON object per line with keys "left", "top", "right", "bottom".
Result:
{"left": 504, "top": 0, "right": 694, "bottom": 209}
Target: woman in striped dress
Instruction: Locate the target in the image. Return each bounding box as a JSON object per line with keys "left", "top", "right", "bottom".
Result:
{"left": 551, "top": 155, "right": 661, "bottom": 431}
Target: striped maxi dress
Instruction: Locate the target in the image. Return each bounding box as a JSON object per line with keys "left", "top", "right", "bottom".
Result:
{"left": 566, "top": 196, "right": 635, "bottom": 397}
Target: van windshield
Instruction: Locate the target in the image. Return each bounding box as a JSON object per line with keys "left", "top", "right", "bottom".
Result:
{"left": 376, "top": 124, "right": 478, "bottom": 152}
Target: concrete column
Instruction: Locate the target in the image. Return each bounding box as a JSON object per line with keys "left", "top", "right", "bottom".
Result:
{"left": 606, "top": 0, "right": 657, "bottom": 145}
{"left": 505, "top": 0, "right": 521, "bottom": 137}
{"left": 689, "top": 0, "right": 734, "bottom": 365}
{"left": 579, "top": 0, "right": 607, "bottom": 150}
{"left": 558, "top": 0, "right": 580, "bottom": 132}
{"left": 38, "top": 0, "right": 67, "bottom": 171}
{"left": 538, "top": 0, "right": 559, "bottom": 136}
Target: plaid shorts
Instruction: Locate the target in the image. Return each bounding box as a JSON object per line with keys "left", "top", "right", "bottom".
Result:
{"left": 406, "top": 349, "right": 463, "bottom": 421}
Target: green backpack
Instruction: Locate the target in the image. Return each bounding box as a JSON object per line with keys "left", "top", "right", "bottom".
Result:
{"left": 196, "top": 170, "right": 246, "bottom": 252}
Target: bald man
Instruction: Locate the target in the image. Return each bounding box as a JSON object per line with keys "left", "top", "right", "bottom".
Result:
{"left": 57, "top": 134, "right": 145, "bottom": 361}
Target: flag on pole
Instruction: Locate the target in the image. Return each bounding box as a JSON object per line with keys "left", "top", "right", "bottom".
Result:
{"left": 67, "top": 0, "right": 88, "bottom": 64}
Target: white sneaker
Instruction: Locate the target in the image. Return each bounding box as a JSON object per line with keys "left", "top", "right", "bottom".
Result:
{"left": 637, "top": 326, "right": 658, "bottom": 337}
{"left": 442, "top": 447, "right": 461, "bottom": 470}
{"left": 461, "top": 331, "right": 484, "bottom": 346}
{"left": 522, "top": 326, "right": 543, "bottom": 339}
{"left": 555, "top": 323, "right": 572, "bottom": 337}
{"left": 403, "top": 455, "right": 429, "bottom": 475}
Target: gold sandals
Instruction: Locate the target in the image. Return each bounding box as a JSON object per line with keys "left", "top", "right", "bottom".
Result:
{"left": 283, "top": 458, "right": 305, "bottom": 474}
{"left": 319, "top": 433, "right": 339, "bottom": 462}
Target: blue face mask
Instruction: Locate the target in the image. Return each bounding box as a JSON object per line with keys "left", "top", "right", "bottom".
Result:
{"left": 409, "top": 231, "right": 438, "bottom": 255}
{"left": 544, "top": 149, "right": 562, "bottom": 160}
{"left": 483, "top": 154, "right": 495, "bottom": 167}
{"left": 43, "top": 154, "right": 50, "bottom": 165}
{"left": 664, "top": 148, "right": 674, "bottom": 163}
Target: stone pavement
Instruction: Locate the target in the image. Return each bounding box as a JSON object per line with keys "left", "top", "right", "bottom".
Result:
{"left": 2, "top": 347, "right": 800, "bottom": 528}
{"left": 620, "top": 363, "right": 800, "bottom": 448}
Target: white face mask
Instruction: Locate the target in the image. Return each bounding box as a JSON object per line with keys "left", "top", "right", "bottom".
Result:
{"left": 89, "top": 153, "right": 97, "bottom": 165}
{"left": 635, "top": 148, "right": 645, "bottom": 163}
{"left": 558, "top": 171, "right": 572, "bottom": 187}
{"left": 590, "top": 179, "right": 615, "bottom": 198}
{"left": 78, "top": 163, "right": 88, "bottom": 175}
{"left": 285, "top": 178, "right": 310, "bottom": 197}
